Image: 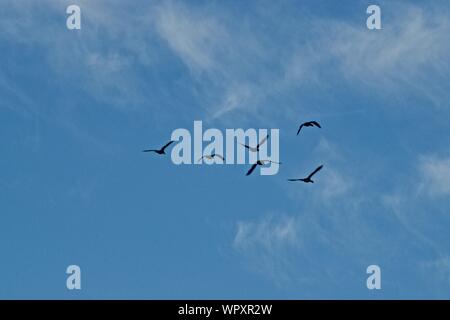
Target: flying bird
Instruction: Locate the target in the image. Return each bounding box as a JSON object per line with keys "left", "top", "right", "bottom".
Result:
{"left": 288, "top": 165, "right": 323, "bottom": 183}
{"left": 246, "top": 159, "right": 281, "bottom": 176}
{"left": 198, "top": 153, "right": 225, "bottom": 163}
{"left": 240, "top": 134, "right": 269, "bottom": 152}
{"left": 297, "top": 121, "right": 321, "bottom": 135}
{"left": 142, "top": 141, "right": 174, "bottom": 155}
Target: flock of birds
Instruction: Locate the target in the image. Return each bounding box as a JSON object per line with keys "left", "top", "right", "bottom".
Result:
{"left": 143, "top": 120, "right": 324, "bottom": 184}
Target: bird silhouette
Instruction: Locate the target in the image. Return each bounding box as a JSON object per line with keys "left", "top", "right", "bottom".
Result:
{"left": 142, "top": 141, "right": 174, "bottom": 155}
{"left": 288, "top": 165, "right": 323, "bottom": 183}
{"left": 246, "top": 159, "right": 281, "bottom": 176}
{"left": 297, "top": 121, "right": 321, "bottom": 135}
{"left": 240, "top": 134, "right": 269, "bottom": 152}
{"left": 198, "top": 153, "right": 225, "bottom": 163}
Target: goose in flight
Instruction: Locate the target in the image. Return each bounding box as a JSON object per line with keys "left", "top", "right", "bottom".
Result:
{"left": 297, "top": 121, "right": 321, "bottom": 135}
{"left": 142, "top": 141, "right": 174, "bottom": 155}
{"left": 198, "top": 153, "right": 225, "bottom": 163}
{"left": 288, "top": 165, "right": 323, "bottom": 183}
{"left": 246, "top": 159, "right": 281, "bottom": 176}
{"left": 240, "top": 134, "right": 269, "bottom": 152}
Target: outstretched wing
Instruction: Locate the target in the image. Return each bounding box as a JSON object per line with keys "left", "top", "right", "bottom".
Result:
{"left": 297, "top": 123, "right": 305, "bottom": 135}
{"left": 260, "top": 160, "right": 281, "bottom": 165}
{"left": 239, "top": 143, "right": 258, "bottom": 152}
{"left": 307, "top": 165, "right": 323, "bottom": 179}
{"left": 214, "top": 154, "right": 225, "bottom": 161}
{"left": 246, "top": 163, "right": 258, "bottom": 176}
{"left": 142, "top": 149, "right": 157, "bottom": 153}
{"left": 161, "top": 140, "right": 174, "bottom": 151}
{"left": 287, "top": 178, "right": 301, "bottom": 181}
{"left": 311, "top": 121, "right": 321, "bottom": 128}
{"left": 257, "top": 134, "right": 269, "bottom": 148}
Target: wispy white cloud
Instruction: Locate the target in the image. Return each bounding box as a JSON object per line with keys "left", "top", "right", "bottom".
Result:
{"left": 234, "top": 215, "right": 297, "bottom": 252}
{"left": 418, "top": 155, "right": 450, "bottom": 197}
{"left": 233, "top": 214, "right": 301, "bottom": 286}
{"left": 234, "top": 143, "right": 450, "bottom": 288}
{"left": 152, "top": 1, "right": 275, "bottom": 120}
{"left": 380, "top": 152, "right": 450, "bottom": 264}
{"left": 2, "top": 1, "right": 448, "bottom": 119}
{"left": 153, "top": 1, "right": 450, "bottom": 120}
{"left": 319, "top": 168, "right": 352, "bottom": 200}
{"left": 0, "top": 0, "right": 160, "bottom": 110}
{"left": 154, "top": 3, "right": 228, "bottom": 73}
{"left": 319, "top": 5, "right": 450, "bottom": 107}
{"left": 421, "top": 256, "right": 450, "bottom": 284}
{"left": 231, "top": 140, "right": 369, "bottom": 287}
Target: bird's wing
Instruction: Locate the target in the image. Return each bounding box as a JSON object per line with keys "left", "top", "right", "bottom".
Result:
{"left": 197, "top": 156, "right": 205, "bottom": 163}
{"left": 214, "top": 154, "right": 225, "bottom": 161}
{"left": 142, "top": 149, "right": 157, "bottom": 152}
{"left": 307, "top": 165, "right": 323, "bottom": 179}
{"left": 257, "top": 134, "right": 269, "bottom": 147}
{"left": 297, "top": 124, "right": 304, "bottom": 135}
{"left": 161, "top": 140, "right": 174, "bottom": 151}
{"left": 287, "top": 178, "right": 301, "bottom": 181}
{"left": 260, "top": 160, "right": 281, "bottom": 164}
{"left": 311, "top": 121, "right": 321, "bottom": 128}
{"left": 246, "top": 163, "right": 258, "bottom": 176}
{"left": 242, "top": 144, "right": 257, "bottom": 152}
{"left": 239, "top": 143, "right": 251, "bottom": 149}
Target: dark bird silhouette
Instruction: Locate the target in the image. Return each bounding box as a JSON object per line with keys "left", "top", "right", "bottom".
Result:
{"left": 288, "top": 165, "right": 323, "bottom": 183}
{"left": 142, "top": 141, "right": 174, "bottom": 155}
{"left": 198, "top": 153, "right": 225, "bottom": 163}
{"left": 297, "top": 121, "right": 321, "bottom": 135}
{"left": 246, "top": 159, "right": 281, "bottom": 176}
{"left": 240, "top": 134, "right": 269, "bottom": 152}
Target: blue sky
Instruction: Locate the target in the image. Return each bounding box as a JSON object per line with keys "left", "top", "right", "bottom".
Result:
{"left": 1, "top": 0, "right": 450, "bottom": 299}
